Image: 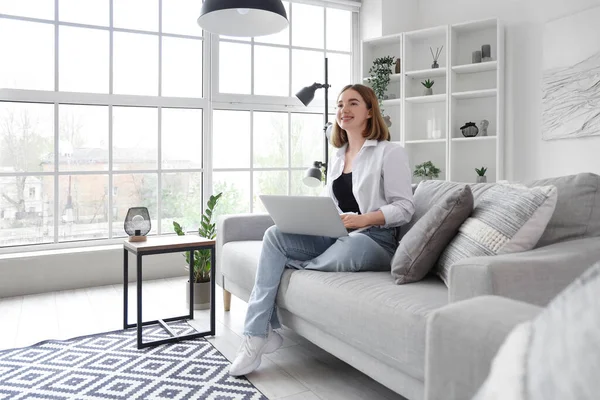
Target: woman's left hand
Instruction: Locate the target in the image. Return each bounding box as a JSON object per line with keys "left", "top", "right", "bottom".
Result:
{"left": 341, "top": 213, "right": 366, "bottom": 229}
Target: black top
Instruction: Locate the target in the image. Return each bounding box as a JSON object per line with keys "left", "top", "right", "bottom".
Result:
{"left": 332, "top": 172, "right": 361, "bottom": 214}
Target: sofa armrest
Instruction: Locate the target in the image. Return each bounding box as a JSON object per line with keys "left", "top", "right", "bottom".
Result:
{"left": 425, "top": 296, "right": 541, "bottom": 400}
{"left": 215, "top": 213, "right": 274, "bottom": 287}
{"left": 449, "top": 236, "right": 600, "bottom": 306}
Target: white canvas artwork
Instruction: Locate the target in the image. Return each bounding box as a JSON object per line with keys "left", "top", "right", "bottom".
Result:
{"left": 542, "top": 6, "right": 600, "bottom": 140}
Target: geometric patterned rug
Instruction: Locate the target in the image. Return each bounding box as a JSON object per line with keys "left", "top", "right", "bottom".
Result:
{"left": 0, "top": 322, "right": 268, "bottom": 399}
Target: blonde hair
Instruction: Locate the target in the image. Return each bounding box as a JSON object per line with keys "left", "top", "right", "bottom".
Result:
{"left": 330, "top": 84, "right": 390, "bottom": 148}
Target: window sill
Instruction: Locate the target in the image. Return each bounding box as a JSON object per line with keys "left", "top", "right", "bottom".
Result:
{"left": 0, "top": 244, "right": 122, "bottom": 261}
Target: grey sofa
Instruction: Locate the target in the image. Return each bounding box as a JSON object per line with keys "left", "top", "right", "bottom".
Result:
{"left": 215, "top": 173, "right": 600, "bottom": 400}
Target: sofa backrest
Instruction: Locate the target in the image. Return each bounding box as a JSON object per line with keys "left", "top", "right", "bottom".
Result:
{"left": 525, "top": 172, "right": 600, "bottom": 248}
{"left": 403, "top": 173, "right": 600, "bottom": 248}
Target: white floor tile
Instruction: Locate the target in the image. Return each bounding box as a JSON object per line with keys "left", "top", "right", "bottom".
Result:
{"left": 277, "top": 391, "right": 322, "bottom": 400}
{"left": 0, "top": 296, "right": 22, "bottom": 350}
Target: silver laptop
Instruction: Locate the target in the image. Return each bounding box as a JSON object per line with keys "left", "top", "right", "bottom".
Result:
{"left": 259, "top": 195, "right": 349, "bottom": 238}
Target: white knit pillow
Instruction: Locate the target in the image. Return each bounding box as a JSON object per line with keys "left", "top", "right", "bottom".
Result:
{"left": 435, "top": 183, "right": 558, "bottom": 286}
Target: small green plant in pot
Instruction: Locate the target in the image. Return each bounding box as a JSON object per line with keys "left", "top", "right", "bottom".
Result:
{"left": 475, "top": 167, "right": 488, "bottom": 183}
{"left": 368, "top": 55, "right": 395, "bottom": 125}
{"left": 413, "top": 161, "right": 441, "bottom": 181}
{"left": 422, "top": 79, "right": 435, "bottom": 96}
{"left": 173, "top": 192, "right": 222, "bottom": 309}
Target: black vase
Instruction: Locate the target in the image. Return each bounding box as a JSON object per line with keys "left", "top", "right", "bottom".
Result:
{"left": 431, "top": 60, "right": 439, "bottom": 69}
{"left": 460, "top": 122, "right": 479, "bottom": 137}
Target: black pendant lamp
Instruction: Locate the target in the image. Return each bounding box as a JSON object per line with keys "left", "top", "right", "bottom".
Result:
{"left": 197, "top": 0, "right": 288, "bottom": 37}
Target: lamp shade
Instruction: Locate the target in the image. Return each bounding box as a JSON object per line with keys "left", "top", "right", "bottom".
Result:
{"left": 124, "top": 207, "right": 151, "bottom": 237}
{"left": 197, "top": 0, "right": 288, "bottom": 37}
{"left": 303, "top": 166, "right": 323, "bottom": 187}
{"left": 296, "top": 83, "right": 320, "bottom": 106}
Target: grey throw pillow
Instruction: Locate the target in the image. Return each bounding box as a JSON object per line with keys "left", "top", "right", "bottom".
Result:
{"left": 392, "top": 185, "right": 474, "bottom": 284}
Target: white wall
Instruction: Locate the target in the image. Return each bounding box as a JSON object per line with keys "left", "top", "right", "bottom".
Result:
{"left": 360, "top": 0, "right": 383, "bottom": 39}
{"left": 361, "top": 0, "right": 419, "bottom": 39}
{"left": 382, "top": 0, "right": 419, "bottom": 36}
{"left": 364, "top": 0, "right": 600, "bottom": 181}
{"left": 0, "top": 247, "right": 186, "bottom": 298}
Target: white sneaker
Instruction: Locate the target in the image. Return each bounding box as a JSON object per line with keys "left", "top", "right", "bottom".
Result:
{"left": 229, "top": 327, "right": 283, "bottom": 377}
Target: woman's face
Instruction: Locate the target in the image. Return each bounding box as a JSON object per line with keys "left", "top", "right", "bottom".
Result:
{"left": 336, "top": 89, "right": 371, "bottom": 132}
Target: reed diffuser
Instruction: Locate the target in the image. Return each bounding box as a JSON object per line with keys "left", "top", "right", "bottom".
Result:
{"left": 430, "top": 46, "right": 443, "bottom": 69}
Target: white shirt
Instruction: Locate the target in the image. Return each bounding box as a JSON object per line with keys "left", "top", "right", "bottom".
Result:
{"left": 324, "top": 140, "right": 415, "bottom": 229}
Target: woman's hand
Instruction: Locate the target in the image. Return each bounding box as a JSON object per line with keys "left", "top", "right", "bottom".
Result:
{"left": 341, "top": 213, "right": 366, "bottom": 229}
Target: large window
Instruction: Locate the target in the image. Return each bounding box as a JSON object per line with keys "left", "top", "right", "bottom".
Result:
{"left": 213, "top": 2, "right": 356, "bottom": 218}
{"left": 0, "top": 0, "right": 358, "bottom": 249}
{"left": 0, "top": 0, "right": 206, "bottom": 247}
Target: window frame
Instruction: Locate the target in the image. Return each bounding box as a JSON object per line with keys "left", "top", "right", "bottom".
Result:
{"left": 0, "top": 0, "right": 360, "bottom": 253}
{"left": 209, "top": 1, "right": 360, "bottom": 213}
{"left": 0, "top": 1, "right": 210, "bottom": 253}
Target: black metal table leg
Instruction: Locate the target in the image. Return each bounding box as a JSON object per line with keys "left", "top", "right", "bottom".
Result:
{"left": 210, "top": 246, "right": 216, "bottom": 336}
{"left": 137, "top": 253, "right": 143, "bottom": 349}
{"left": 189, "top": 250, "right": 194, "bottom": 320}
{"left": 123, "top": 249, "right": 128, "bottom": 329}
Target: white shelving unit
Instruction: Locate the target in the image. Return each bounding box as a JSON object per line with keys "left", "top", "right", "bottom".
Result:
{"left": 361, "top": 33, "right": 403, "bottom": 142}
{"left": 361, "top": 18, "right": 504, "bottom": 184}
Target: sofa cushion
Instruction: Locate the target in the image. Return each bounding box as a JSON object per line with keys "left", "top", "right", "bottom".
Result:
{"left": 392, "top": 185, "right": 474, "bottom": 284}
{"left": 526, "top": 173, "right": 600, "bottom": 248}
{"left": 435, "top": 183, "right": 558, "bottom": 286}
{"left": 276, "top": 270, "right": 448, "bottom": 381}
{"left": 220, "top": 240, "right": 262, "bottom": 293}
{"left": 407, "top": 180, "right": 494, "bottom": 229}
{"left": 407, "top": 173, "right": 600, "bottom": 249}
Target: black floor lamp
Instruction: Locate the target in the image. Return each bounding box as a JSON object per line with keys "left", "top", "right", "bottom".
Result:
{"left": 296, "top": 57, "right": 331, "bottom": 187}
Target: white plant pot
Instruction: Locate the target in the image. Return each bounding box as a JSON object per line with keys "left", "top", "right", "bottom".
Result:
{"left": 186, "top": 281, "right": 211, "bottom": 310}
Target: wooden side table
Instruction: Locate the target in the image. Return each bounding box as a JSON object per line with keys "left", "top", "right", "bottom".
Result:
{"left": 123, "top": 235, "right": 216, "bottom": 349}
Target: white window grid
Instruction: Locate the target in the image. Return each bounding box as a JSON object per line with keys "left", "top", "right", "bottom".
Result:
{"left": 210, "top": 2, "right": 360, "bottom": 212}
{"left": 0, "top": 0, "right": 209, "bottom": 251}
{"left": 0, "top": 0, "right": 360, "bottom": 252}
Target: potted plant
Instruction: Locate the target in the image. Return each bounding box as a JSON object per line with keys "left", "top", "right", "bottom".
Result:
{"left": 368, "top": 55, "right": 395, "bottom": 127}
{"left": 422, "top": 79, "right": 434, "bottom": 96}
{"left": 173, "top": 192, "right": 222, "bottom": 310}
{"left": 475, "top": 167, "right": 488, "bottom": 183}
{"left": 413, "top": 161, "right": 441, "bottom": 181}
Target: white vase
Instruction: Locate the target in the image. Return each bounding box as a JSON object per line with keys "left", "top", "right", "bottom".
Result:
{"left": 423, "top": 87, "right": 433, "bottom": 96}
{"left": 383, "top": 115, "right": 392, "bottom": 127}
{"left": 476, "top": 176, "right": 487, "bottom": 183}
{"left": 186, "top": 280, "right": 211, "bottom": 310}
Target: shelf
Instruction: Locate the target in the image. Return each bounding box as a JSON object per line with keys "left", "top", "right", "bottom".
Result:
{"left": 405, "top": 94, "right": 446, "bottom": 104}
{"left": 405, "top": 25, "right": 446, "bottom": 40}
{"left": 452, "top": 89, "right": 497, "bottom": 100}
{"left": 381, "top": 98, "right": 402, "bottom": 106}
{"left": 452, "top": 61, "right": 497, "bottom": 74}
{"left": 452, "top": 18, "right": 498, "bottom": 33}
{"left": 363, "top": 73, "right": 402, "bottom": 82}
{"left": 405, "top": 68, "right": 447, "bottom": 79}
{"left": 452, "top": 136, "right": 497, "bottom": 142}
{"left": 363, "top": 33, "right": 402, "bottom": 46}
{"left": 405, "top": 139, "right": 446, "bottom": 144}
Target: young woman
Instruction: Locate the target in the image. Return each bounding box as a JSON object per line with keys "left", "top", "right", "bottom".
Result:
{"left": 229, "top": 83, "right": 414, "bottom": 376}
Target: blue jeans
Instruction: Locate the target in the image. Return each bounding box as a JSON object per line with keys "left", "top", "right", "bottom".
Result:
{"left": 243, "top": 225, "right": 398, "bottom": 337}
